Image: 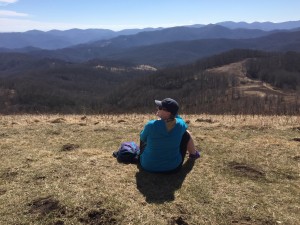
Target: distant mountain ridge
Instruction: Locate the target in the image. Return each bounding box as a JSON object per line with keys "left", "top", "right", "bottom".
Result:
{"left": 217, "top": 20, "right": 300, "bottom": 31}
{"left": 87, "top": 25, "right": 271, "bottom": 49}
{"left": 189, "top": 20, "right": 300, "bottom": 31}
{"left": 23, "top": 29, "right": 300, "bottom": 67}
{"left": 0, "top": 27, "right": 162, "bottom": 50}
{"left": 1, "top": 20, "right": 300, "bottom": 50}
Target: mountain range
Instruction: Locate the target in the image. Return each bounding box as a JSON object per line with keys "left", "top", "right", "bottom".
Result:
{"left": 1, "top": 20, "right": 300, "bottom": 50}
{"left": 0, "top": 27, "right": 162, "bottom": 50}
{"left": 21, "top": 28, "right": 299, "bottom": 68}
{"left": 1, "top": 20, "right": 300, "bottom": 69}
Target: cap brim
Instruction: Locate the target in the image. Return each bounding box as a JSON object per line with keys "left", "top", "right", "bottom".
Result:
{"left": 155, "top": 100, "right": 162, "bottom": 106}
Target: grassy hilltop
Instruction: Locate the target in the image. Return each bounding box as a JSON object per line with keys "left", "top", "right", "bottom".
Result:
{"left": 0, "top": 114, "right": 299, "bottom": 225}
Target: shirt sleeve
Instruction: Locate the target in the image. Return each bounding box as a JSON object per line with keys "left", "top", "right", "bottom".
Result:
{"left": 176, "top": 114, "right": 188, "bottom": 129}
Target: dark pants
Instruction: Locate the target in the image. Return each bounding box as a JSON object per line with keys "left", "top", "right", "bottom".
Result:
{"left": 179, "top": 131, "right": 191, "bottom": 165}
{"left": 139, "top": 131, "right": 191, "bottom": 173}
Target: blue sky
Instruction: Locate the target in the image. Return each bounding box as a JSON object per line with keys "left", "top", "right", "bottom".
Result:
{"left": 0, "top": 0, "right": 300, "bottom": 32}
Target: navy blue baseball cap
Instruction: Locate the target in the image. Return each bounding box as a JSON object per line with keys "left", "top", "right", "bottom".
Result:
{"left": 155, "top": 98, "right": 179, "bottom": 115}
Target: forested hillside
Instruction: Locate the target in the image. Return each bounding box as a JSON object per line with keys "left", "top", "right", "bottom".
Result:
{"left": 0, "top": 58, "right": 155, "bottom": 113}
{"left": 101, "top": 50, "right": 299, "bottom": 115}
{"left": 0, "top": 49, "right": 299, "bottom": 114}
{"left": 246, "top": 51, "right": 300, "bottom": 90}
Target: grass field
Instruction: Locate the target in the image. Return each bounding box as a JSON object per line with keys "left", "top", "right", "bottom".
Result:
{"left": 0, "top": 114, "right": 299, "bottom": 225}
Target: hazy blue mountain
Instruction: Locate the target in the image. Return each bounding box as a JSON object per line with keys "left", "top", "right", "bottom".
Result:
{"left": 248, "top": 30, "right": 300, "bottom": 51}
{"left": 46, "top": 27, "right": 162, "bottom": 44}
{"left": 5, "top": 24, "right": 272, "bottom": 62}
{"left": 86, "top": 25, "right": 270, "bottom": 49}
{"left": 25, "top": 29, "right": 300, "bottom": 67}
{"left": 1, "top": 24, "right": 300, "bottom": 68}
{"left": 1, "top": 20, "right": 300, "bottom": 50}
{"left": 0, "top": 30, "right": 71, "bottom": 49}
{"left": 0, "top": 27, "right": 162, "bottom": 50}
{"left": 217, "top": 20, "right": 300, "bottom": 31}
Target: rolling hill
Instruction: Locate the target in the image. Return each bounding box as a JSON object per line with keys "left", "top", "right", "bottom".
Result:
{"left": 99, "top": 50, "right": 300, "bottom": 115}
{"left": 0, "top": 49, "right": 299, "bottom": 114}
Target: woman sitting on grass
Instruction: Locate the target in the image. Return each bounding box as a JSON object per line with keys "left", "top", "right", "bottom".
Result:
{"left": 139, "top": 98, "right": 200, "bottom": 173}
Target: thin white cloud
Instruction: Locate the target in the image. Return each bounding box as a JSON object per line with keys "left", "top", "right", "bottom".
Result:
{"left": 0, "top": 0, "right": 18, "bottom": 3}
{"left": 0, "top": 10, "right": 28, "bottom": 17}
{"left": 0, "top": 0, "right": 18, "bottom": 6}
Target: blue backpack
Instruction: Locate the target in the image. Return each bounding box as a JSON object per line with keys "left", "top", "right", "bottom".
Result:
{"left": 113, "top": 141, "right": 140, "bottom": 163}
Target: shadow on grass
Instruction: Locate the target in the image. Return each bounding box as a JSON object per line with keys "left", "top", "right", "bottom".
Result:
{"left": 135, "top": 159, "right": 195, "bottom": 204}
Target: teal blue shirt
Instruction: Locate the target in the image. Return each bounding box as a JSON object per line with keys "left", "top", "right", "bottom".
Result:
{"left": 140, "top": 115, "right": 188, "bottom": 172}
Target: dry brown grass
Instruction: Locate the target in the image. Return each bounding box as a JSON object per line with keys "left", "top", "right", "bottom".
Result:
{"left": 0, "top": 114, "right": 299, "bottom": 225}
